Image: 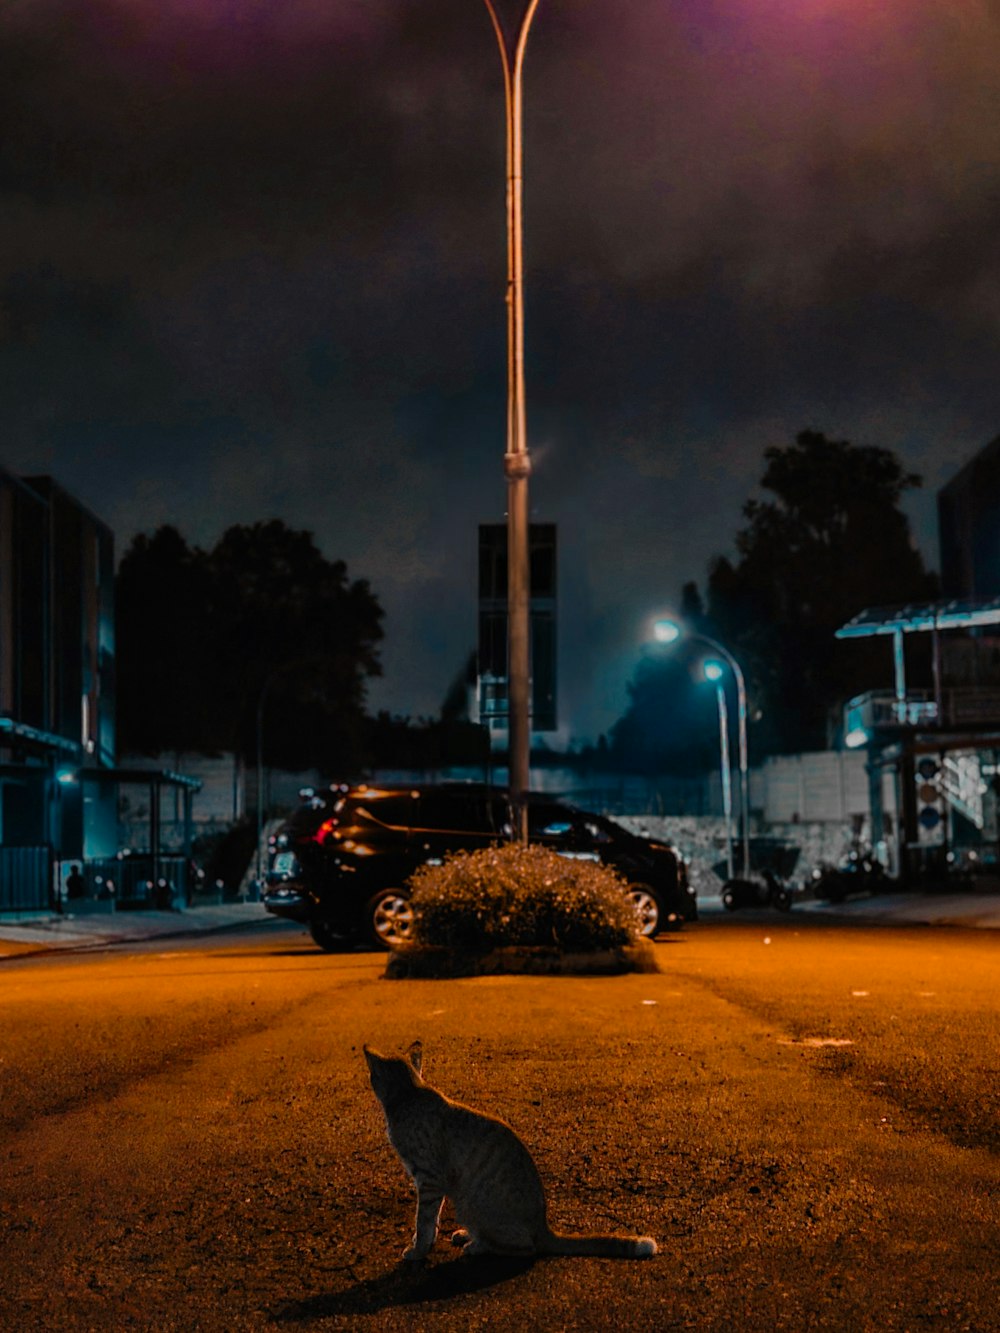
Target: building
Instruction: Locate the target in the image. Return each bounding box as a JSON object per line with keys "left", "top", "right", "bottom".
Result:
{"left": 0, "top": 468, "right": 117, "bottom": 908}
{"left": 837, "top": 436, "right": 1000, "bottom": 880}
{"left": 938, "top": 434, "right": 1000, "bottom": 599}
{"left": 475, "top": 522, "right": 557, "bottom": 734}
{"left": 0, "top": 467, "right": 199, "bottom": 913}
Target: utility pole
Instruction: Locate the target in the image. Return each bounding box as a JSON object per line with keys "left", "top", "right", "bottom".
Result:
{"left": 482, "top": 0, "right": 542, "bottom": 843}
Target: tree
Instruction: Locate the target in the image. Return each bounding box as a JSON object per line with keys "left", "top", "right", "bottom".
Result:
{"left": 115, "top": 526, "right": 215, "bottom": 755}
{"left": 116, "top": 521, "right": 384, "bottom": 769}
{"left": 608, "top": 648, "right": 720, "bottom": 777}
{"left": 704, "top": 430, "right": 938, "bottom": 753}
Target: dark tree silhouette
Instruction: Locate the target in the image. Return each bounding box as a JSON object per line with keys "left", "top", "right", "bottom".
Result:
{"left": 704, "top": 430, "right": 938, "bottom": 753}
{"left": 116, "top": 521, "right": 384, "bottom": 769}
{"left": 116, "top": 526, "right": 214, "bottom": 754}
{"left": 608, "top": 647, "right": 722, "bottom": 777}
{"left": 603, "top": 431, "right": 939, "bottom": 771}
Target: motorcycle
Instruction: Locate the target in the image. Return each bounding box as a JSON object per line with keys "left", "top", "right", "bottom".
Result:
{"left": 721, "top": 868, "right": 794, "bottom": 912}
{"left": 811, "top": 852, "right": 888, "bottom": 904}
{"left": 716, "top": 837, "right": 801, "bottom": 912}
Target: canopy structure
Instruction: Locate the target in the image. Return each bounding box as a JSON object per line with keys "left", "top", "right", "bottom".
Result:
{"left": 836, "top": 597, "right": 1000, "bottom": 714}
{"left": 836, "top": 597, "right": 1000, "bottom": 639}
{"left": 0, "top": 716, "right": 80, "bottom": 758}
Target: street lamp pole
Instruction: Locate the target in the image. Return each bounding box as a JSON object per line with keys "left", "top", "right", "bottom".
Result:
{"left": 653, "top": 619, "right": 751, "bottom": 879}
{"left": 702, "top": 636, "right": 750, "bottom": 882}
{"left": 255, "top": 674, "right": 276, "bottom": 896}
{"left": 483, "top": 0, "right": 542, "bottom": 844}
{"left": 253, "top": 656, "right": 323, "bottom": 891}
{"left": 709, "top": 674, "right": 735, "bottom": 880}
{"left": 698, "top": 634, "right": 752, "bottom": 885}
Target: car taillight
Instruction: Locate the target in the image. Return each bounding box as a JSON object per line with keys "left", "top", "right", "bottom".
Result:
{"left": 313, "top": 817, "right": 339, "bottom": 844}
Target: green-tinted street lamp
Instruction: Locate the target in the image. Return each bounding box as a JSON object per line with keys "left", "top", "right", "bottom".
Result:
{"left": 651, "top": 617, "right": 751, "bottom": 879}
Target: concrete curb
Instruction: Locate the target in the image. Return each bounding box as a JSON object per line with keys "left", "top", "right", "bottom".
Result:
{"left": 3, "top": 888, "right": 999, "bottom": 959}
{"left": 0, "top": 902, "right": 274, "bottom": 957}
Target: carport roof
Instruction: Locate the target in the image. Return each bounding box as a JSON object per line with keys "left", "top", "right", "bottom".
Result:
{"left": 836, "top": 596, "right": 1000, "bottom": 638}
{"left": 0, "top": 717, "right": 80, "bottom": 757}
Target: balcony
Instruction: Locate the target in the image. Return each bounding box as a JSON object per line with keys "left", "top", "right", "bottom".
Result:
{"left": 845, "top": 688, "right": 1000, "bottom": 746}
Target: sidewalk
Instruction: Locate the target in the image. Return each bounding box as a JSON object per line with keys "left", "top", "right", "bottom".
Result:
{"left": 699, "top": 884, "right": 1000, "bottom": 929}
{"left": 798, "top": 887, "right": 1000, "bottom": 929}
{"left": 0, "top": 901, "right": 273, "bottom": 957}
{"left": 2, "top": 884, "right": 999, "bottom": 959}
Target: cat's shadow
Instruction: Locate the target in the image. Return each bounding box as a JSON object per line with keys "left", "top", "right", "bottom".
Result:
{"left": 271, "top": 1254, "right": 535, "bottom": 1322}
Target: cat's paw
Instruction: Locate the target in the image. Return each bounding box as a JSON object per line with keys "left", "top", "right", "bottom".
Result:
{"left": 457, "top": 1238, "right": 491, "bottom": 1258}
{"left": 401, "top": 1245, "right": 428, "bottom": 1263}
{"left": 450, "top": 1230, "right": 471, "bottom": 1249}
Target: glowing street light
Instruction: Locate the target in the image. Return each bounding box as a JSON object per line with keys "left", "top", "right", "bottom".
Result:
{"left": 652, "top": 619, "right": 681, "bottom": 645}
{"left": 482, "top": 0, "right": 542, "bottom": 844}
{"left": 651, "top": 617, "right": 751, "bottom": 879}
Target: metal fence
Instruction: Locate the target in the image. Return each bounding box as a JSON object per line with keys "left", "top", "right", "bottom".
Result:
{"left": 83, "top": 855, "right": 190, "bottom": 907}
{"left": 0, "top": 846, "right": 52, "bottom": 913}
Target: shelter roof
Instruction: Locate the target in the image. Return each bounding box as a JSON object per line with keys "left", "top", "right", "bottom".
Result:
{"left": 836, "top": 597, "right": 1000, "bottom": 638}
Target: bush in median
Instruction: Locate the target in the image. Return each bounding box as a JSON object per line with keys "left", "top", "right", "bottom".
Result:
{"left": 406, "top": 843, "right": 641, "bottom": 953}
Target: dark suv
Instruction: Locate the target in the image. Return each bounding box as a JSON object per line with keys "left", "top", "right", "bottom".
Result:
{"left": 263, "top": 781, "right": 695, "bottom": 950}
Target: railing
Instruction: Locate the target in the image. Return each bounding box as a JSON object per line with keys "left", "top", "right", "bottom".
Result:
{"left": 0, "top": 846, "right": 52, "bottom": 912}
{"left": 846, "top": 687, "right": 1000, "bottom": 737}
{"left": 79, "top": 854, "right": 190, "bottom": 907}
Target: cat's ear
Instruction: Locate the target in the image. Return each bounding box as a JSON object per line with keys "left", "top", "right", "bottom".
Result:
{"left": 406, "top": 1041, "right": 423, "bottom": 1074}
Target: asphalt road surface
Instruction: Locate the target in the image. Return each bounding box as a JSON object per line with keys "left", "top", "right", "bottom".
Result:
{"left": 1, "top": 918, "right": 997, "bottom": 1331}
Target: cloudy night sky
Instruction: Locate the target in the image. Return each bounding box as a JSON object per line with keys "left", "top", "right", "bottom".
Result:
{"left": 3, "top": 0, "right": 1000, "bottom": 741}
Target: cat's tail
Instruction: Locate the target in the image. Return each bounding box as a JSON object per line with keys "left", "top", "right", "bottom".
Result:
{"left": 541, "top": 1231, "right": 657, "bottom": 1259}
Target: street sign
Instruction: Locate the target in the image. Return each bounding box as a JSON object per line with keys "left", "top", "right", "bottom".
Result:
{"left": 915, "top": 756, "right": 946, "bottom": 846}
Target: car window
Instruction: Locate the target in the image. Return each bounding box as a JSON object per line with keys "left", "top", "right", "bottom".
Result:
{"left": 349, "top": 792, "right": 416, "bottom": 830}
{"left": 579, "top": 818, "right": 613, "bottom": 844}
{"left": 415, "top": 792, "right": 493, "bottom": 834}
{"left": 528, "top": 803, "right": 576, "bottom": 838}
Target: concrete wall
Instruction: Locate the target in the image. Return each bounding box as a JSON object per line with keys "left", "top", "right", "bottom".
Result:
{"left": 117, "top": 749, "right": 889, "bottom": 873}
{"left": 618, "top": 814, "right": 863, "bottom": 898}
{"left": 754, "top": 750, "right": 880, "bottom": 823}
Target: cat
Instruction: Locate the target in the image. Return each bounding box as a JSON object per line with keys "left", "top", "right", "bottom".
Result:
{"left": 363, "top": 1041, "right": 657, "bottom": 1262}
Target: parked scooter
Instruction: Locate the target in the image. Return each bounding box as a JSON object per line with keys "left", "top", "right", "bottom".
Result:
{"left": 721, "top": 868, "right": 794, "bottom": 912}
{"left": 811, "top": 852, "right": 888, "bottom": 904}
{"left": 717, "top": 838, "right": 801, "bottom": 912}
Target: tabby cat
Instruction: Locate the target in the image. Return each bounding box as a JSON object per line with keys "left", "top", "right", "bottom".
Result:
{"left": 363, "top": 1041, "right": 657, "bottom": 1261}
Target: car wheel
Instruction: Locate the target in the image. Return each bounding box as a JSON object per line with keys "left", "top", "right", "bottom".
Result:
{"left": 628, "top": 884, "right": 663, "bottom": 937}
{"left": 367, "top": 889, "right": 414, "bottom": 949}
{"left": 721, "top": 886, "right": 738, "bottom": 912}
{"left": 308, "top": 919, "right": 343, "bottom": 952}
{"left": 772, "top": 886, "right": 792, "bottom": 911}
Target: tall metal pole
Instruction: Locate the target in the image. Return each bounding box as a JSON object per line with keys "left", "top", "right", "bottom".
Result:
{"left": 255, "top": 679, "right": 269, "bottom": 895}
{"left": 701, "top": 635, "right": 750, "bottom": 881}
{"left": 715, "top": 682, "right": 734, "bottom": 880}
{"left": 483, "top": 0, "right": 542, "bottom": 844}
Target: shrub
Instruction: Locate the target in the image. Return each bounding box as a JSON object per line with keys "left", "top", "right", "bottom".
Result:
{"left": 407, "top": 843, "right": 641, "bottom": 952}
